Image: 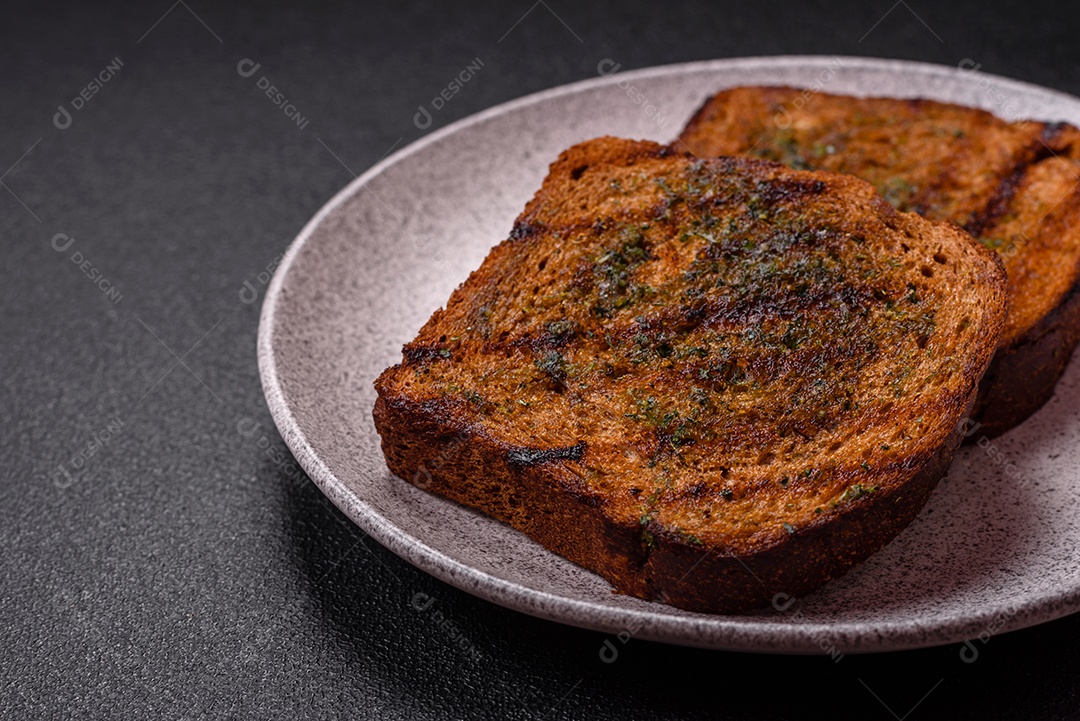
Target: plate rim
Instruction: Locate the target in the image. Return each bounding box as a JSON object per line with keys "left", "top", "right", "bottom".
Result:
{"left": 258, "top": 54, "right": 1080, "bottom": 653}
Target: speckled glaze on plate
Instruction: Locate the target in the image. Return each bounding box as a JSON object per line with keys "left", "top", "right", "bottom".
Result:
{"left": 258, "top": 56, "right": 1080, "bottom": 653}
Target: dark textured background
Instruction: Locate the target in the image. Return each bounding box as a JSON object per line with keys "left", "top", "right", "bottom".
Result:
{"left": 4, "top": 0, "right": 1080, "bottom": 718}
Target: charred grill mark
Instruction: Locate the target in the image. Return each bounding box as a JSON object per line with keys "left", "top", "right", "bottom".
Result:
{"left": 510, "top": 210, "right": 670, "bottom": 252}
{"left": 568, "top": 277, "right": 878, "bottom": 371}
{"left": 510, "top": 220, "right": 539, "bottom": 240}
{"left": 692, "top": 282, "right": 876, "bottom": 329}
{"left": 404, "top": 343, "right": 452, "bottom": 364}
{"left": 442, "top": 330, "right": 587, "bottom": 365}
{"left": 506, "top": 441, "right": 586, "bottom": 467}
{"left": 537, "top": 319, "right": 578, "bottom": 349}
{"left": 753, "top": 177, "right": 828, "bottom": 206}
{"left": 672, "top": 336, "right": 870, "bottom": 388}
{"left": 671, "top": 301, "right": 709, "bottom": 334}
{"left": 409, "top": 393, "right": 474, "bottom": 424}
{"left": 964, "top": 124, "right": 1064, "bottom": 239}
{"left": 1043, "top": 121, "right": 1069, "bottom": 152}
{"left": 533, "top": 349, "right": 569, "bottom": 391}
{"left": 507, "top": 320, "right": 581, "bottom": 354}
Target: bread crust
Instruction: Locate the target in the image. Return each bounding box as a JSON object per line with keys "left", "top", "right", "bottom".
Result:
{"left": 971, "top": 275, "right": 1080, "bottom": 437}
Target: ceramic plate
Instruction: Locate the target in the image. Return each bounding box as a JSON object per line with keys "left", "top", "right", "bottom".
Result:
{"left": 258, "top": 56, "right": 1080, "bottom": 653}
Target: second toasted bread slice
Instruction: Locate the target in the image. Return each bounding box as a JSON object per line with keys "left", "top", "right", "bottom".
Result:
{"left": 374, "top": 137, "right": 1007, "bottom": 613}
{"left": 678, "top": 86, "right": 1080, "bottom": 437}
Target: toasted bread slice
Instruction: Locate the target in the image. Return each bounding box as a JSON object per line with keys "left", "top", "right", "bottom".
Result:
{"left": 373, "top": 137, "right": 1006, "bottom": 613}
{"left": 677, "top": 86, "right": 1080, "bottom": 437}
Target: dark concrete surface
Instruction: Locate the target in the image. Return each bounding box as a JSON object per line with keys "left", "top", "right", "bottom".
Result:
{"left": 3, "top": 1, "right": 1079, "bottom": 718}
